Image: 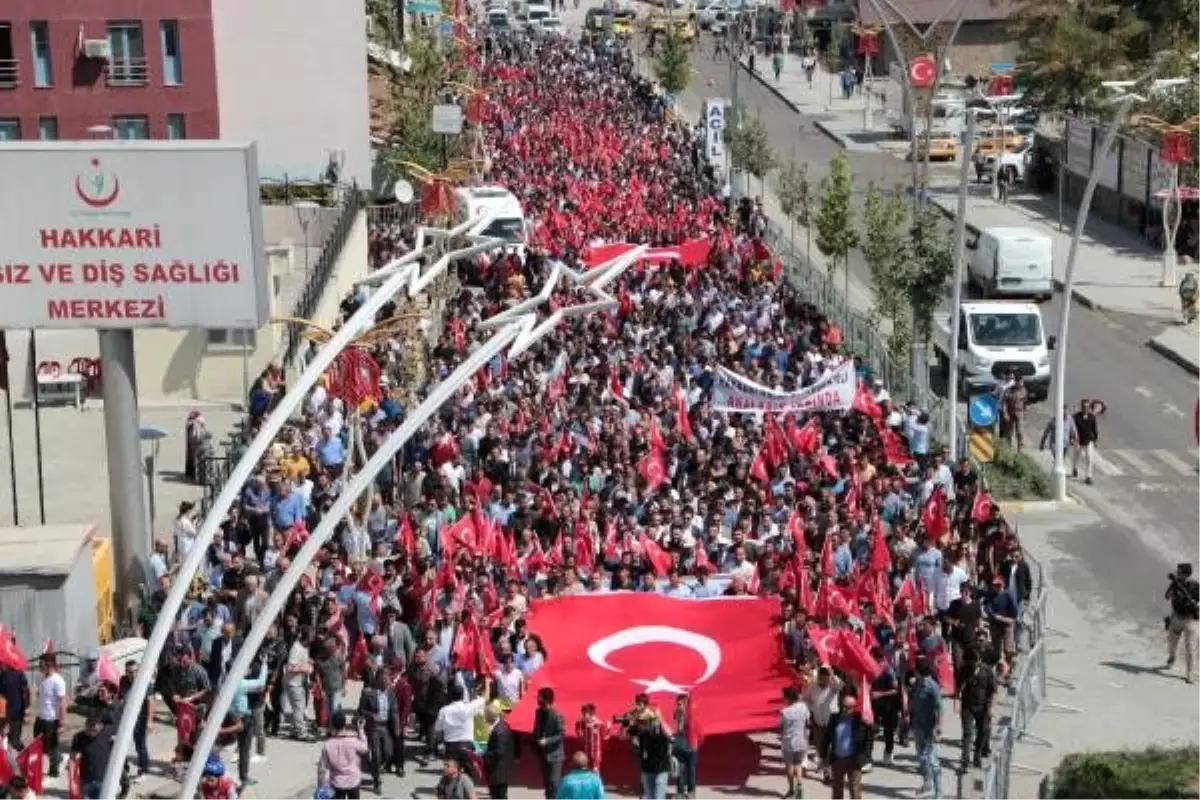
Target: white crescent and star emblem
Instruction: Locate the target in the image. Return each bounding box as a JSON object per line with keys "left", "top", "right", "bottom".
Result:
{"left": 587, "top": 625, "right": 722, "bottom": 695}
{"left": 909, "top": 56, "right": 935, "bottom": 88}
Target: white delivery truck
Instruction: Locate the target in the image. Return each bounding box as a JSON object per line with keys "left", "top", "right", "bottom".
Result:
{"left": 966, "top": 226, "right": 1053, "bottom": 300}
{"left": 931, "top": 300, "right": 1055, "bottom": 400}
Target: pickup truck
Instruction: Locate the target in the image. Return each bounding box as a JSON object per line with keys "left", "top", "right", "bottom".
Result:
{"left": 931, "top": 300, "right": 1055, "bottom": 400}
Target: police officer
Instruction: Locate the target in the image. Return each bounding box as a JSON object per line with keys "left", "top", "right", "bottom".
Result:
{"left": 1165, "top": 563, "right": 1199, "bottom": 684}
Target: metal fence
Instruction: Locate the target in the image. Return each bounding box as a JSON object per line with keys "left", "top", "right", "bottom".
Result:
{"left": 367, "top": 202, "right": 421, "bottom": 231}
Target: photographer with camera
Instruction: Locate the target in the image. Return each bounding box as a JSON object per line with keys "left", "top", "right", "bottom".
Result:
{"left": 1165, "top": 563, "right": 1199, "bottom": 684}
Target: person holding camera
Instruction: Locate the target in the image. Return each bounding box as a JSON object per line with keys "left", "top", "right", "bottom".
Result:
{"left": 1165, "top": 563, "right": 1199, "bottom": 684}
{"left": 316, "top": 711, "right": 368, "bottom": 799}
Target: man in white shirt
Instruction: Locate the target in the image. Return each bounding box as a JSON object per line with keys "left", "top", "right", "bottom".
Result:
{"left": 34, "top": 653, "right": 67, "bottom": 777}
{"left": 434, "top": 683, "right": 489, "bottom": 767}
{"left": 934, "top": 559, "right": 969, "bottom": 613}
{"left": 493, "top": 654, "right": 526, "bottom": 706}
{"left": 804, "top": 666, "right": 841, "bottom": 771}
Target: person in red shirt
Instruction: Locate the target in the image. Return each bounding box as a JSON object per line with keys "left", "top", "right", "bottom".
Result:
{"left": 574, "top": 703, "right": 616, "bottom": 774}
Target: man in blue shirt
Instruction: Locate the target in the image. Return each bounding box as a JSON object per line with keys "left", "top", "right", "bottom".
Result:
{"left": 316, "top": 425, "right": 346, "bottom": 472}
{"left": 833, "top": 531, "right": 854, "bottom": 579}
{"left": 913, "top": 538, "right": 943, "bottom": 596}
{"left": 909, "top": 660, "right": 943, "bottom": 799}
{"left": 271, "top": 482, "right": 306, "bottom": 530}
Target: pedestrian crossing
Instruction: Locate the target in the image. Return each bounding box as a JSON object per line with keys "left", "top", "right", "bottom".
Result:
{"left": 1027, "top": 448, "right": 1200, "bottom": 479}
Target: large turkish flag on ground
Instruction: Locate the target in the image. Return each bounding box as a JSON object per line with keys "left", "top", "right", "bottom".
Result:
{"left": 508, "top": 595, "right": 792, "bottom": 735}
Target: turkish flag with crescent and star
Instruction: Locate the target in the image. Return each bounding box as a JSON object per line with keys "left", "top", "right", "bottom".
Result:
{"left": 508, "top": 594, "right": 792, "bottom": 735}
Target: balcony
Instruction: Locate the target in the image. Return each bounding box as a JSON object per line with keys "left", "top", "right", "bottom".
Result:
{"left": 0, "top": 59, "right": 18, "bottom": 89}
{"left": 106, "top": 58, "right": 149, "bottom": 87}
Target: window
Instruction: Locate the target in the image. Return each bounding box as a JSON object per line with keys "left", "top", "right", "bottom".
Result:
{"left": 206, "top": 329, "right": 257, "bottom": 348}
{"left": 112, "top": 115, "right": 149, "bottom": 139}
{"left": 159, "top": 20, "right": 182, "bottom": 84}
{"left": 106, "top": 21, "right": 147, "bottom": 85}
{"left": 166, "top": 113, "right": 186, "bottom": 139}
{"left": 0, "top": 24, "right": 15, "bottom": 88}
{"left": 30, "top": 22, "right": 51, "bottom": 87}
{"left": 37, "top": 116, "right": 57, "bottom": 140}
{"left": 0, "top": 119, "right": 20, "bottom": 140}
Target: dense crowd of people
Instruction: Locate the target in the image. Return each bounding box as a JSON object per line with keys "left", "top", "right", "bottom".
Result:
{"left": 0, "top": 26, "right": 1034, "bottom": 800}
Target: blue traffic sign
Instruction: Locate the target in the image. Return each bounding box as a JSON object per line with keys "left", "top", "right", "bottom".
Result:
{"left": 406, "top": 0, "right": 442, "bottom": 13}
{"left": 969, "top": 393, "right": 999, "bottom": 428}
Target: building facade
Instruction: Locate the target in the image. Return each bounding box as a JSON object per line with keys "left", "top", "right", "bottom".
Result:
{"left": 0, "top": 0, "right": 371, "bottom": 186}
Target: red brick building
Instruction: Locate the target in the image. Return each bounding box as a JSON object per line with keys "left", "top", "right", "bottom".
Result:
{"left": 0, "top": 0, "right": 219, "bottom": 141}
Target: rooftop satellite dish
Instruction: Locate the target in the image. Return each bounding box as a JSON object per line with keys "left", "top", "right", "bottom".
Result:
{"left": 394, "top": 179, "right": 415, "bottom": 204}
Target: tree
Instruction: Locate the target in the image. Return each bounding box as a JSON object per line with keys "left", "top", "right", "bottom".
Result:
{"left": 902, "top": 205, "right": 955, "bottom": 343}
{"left": 1009, "top": 0, "right": 1145, "bottom": 114}
{"left": 777, "top": 161, "right": 814, "bottom": 264}
{"left": 655, "top": 32, "right": 692, "bottom": 97}
{"left": 814, "top": 151, "right": 859, "bottom": 301}
{"left": 373, "top": 34, "right": 465, "bottom": 174}
{"left": 725, "top": 109, "right": 775, "bottom": 197}
{"left": 861, "top": 184, "right": 909, "bottom": 320}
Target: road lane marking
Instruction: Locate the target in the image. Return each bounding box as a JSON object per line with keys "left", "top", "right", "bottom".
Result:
{"left": 1107, "top": 449, "right": 1159, "bottom": 476}
{"left": 1090, "top": 450, "right": 1124, "bottom": 476}
{"left": 1135, "top": 386, "right": 1154, "bottom": 399}
{"left": 1151, "top": 449, "right": 1195, "bottom": 476}
{"left": 1163, "top": 402, "right": 1186, "bottom": 418}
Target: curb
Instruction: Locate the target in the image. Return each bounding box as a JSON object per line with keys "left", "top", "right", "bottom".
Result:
{"left": 996, "top": 498, "right": 1084, "bottom": 515}
{"left": 735, "top": 61, "right": 850, "bottom": 149}
{"left": 1147, "top": 335, "right": 1200, "bottom": 376}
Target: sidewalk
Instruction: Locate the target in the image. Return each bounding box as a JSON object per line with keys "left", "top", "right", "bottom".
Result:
{"left": 737, "top": 53, "right": 908, "bottom": 154}
{"left": 924, "top": 182, "right": 1199, "bottom": 325}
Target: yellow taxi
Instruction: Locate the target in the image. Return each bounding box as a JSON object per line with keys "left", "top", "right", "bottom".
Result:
{"left": 646, "top": 11, "right": 694, "bottom": 38}
{"left": 974, "top": 128, "right": 1025, "bottom": 157}
{"left": 911, "top": 130, "right": 958, "bottom": 162}
{"left": 612, "top": 8, "right": 636, "bottom": 35}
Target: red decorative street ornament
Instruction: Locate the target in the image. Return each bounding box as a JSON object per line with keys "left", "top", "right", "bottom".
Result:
{"left": 1161, "top": 129, "right": 1194, "bottom": 165}
{"left": 327, "top": 349, "right": 381, "bottom": 408}
{"left": 856, "top": 31, "right": 879, "bottom": 57}
{"left": 908, "top": 54, "right": 936, "bottom": 90}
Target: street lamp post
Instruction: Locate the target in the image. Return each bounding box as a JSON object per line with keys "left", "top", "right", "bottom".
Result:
{"left": 294, "top": 200, "right": 321, "bottom": 272}
{"left": 947, "top": 109, "right": 977, "bottom": 462}
{"left": 175, "top": 253, "right": 642, "bottom": 800}
{"left": 1051, "top": 72, "right": 1165, "bottom": 502}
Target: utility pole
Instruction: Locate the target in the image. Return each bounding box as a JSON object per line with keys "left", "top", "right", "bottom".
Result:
{"left": 728, "top": 9, "right": 741, "bottom": 203}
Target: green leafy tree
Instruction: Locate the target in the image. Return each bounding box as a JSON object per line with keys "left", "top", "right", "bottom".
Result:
{"left": 655, "top": 32, "right": 692, "bottom": 96}
{"left": 902, "top": 205, "right": 955, "bottom": 342}
{"left": 374, "top": 33, "right": 465, "bottom": 173}
{"left": 777, "top": 161, "right": 812, "bottom": 256}
{"left": 1009, "top": 0, "right": 1144, "bottom": 113}
{"left": 861, "top": 184, "right": 909, "bottom": 321}
{"left": 814, "top": 151, "right": 859, "bottom": 298}
{"left": 724, "top": 109, "right": 774, "bottom": 196}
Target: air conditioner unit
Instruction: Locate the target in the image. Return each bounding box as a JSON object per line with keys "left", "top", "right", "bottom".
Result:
{"left": 82, "top": 39, "right": 112, "bottom": 59}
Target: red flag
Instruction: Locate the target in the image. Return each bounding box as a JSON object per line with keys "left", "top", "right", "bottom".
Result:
{"left": 788, "top": 418, "right": 819, "bottom": 454}
{"left": 175, "top": 700, "right": 197, "bottom": 745}
{"left": 971, "top": 491, "right": 994, "bottom": 524}
{"left": 609, "top": 367, "right": 625, "bottom": 400}
{"left": 747, "top": 567, "right": 761, "bottom": 595}
{"left": 844, "top": 478, "right": 860, "bottom": 516}
{"left": 96, "top": 651, "right": 120, "bottom": 686}
{"left": 649, "top": 417, "right": 668, "bottom": 454}
{"left": 797, "top": 560, "right": 814, "bottom": 614}
{"left": 858, "top": 673, "right": 875, "bottom": 726}
{"left": 921, "top": 486, "right": 948, "bottom": 540}
{"left": 0, "top": 738, "right": 11, "bottom": 784}
{"left": 819, "top": 531, "right": 836, "bottom": 578}
{"left": 574, "top": 528, "right": 595, "bottom": 569}
{"left": 545, "top": 531, "right": 565, "bottom": 568}
{"left": 396, "top": 513, "right": 417, "bottom": 556}
{"left": 693, "top": 544, "right": 713, "bottom": 573}
{"left": 507, "top": 595, "right": 792, "bottom": 735}
{"left": 349, "top": 634, "right": 370, "bottom": 679}
{"left": 895, "top": 575, "right": 930, "bottom": 617}
{"left": 67, "top": 753, "right": 82, "bottom": 800}
{"left": 808, "top": 625, "right": 844, "bottom": 666}
{"left": 312, "top": 672, "right": 329, "bottom": 728}
{"left": 869, "top": 519, "right": 892, "bottom": 575}
{"left": 879, "top": 424, "right": 913, "bottom": 466}
{"left": 930, "top": 639, "right": 956, "bottom": 695}
{"left": 852, "top": 380, "right": 882, "bottom": 419}
{"left": 750, "top": 448, "right": 771, "bottom": 485}
{"left": 639, "top": 533, "right": 672, "bottom": 576}
{"left": 452, "top": 617, "right": 480, "bottom": 671}
{"left": 674, "top": 387, "right": 695, "bottom": 442}
{"left": 17, "top": 736, "right": 45, "bottom": 795}
{"left": 637, "top": 450, "right": 668, "bottom": 492}
{"left": 441, "top": 514, "right": 478, "bottom": 558}
{"left": 833, "top": 628, "right": 882, "bottom": 680}
{"left": 764, "top": 415, "right": 789, "bottom": 467}
{"left": 0, "top": 625, "right": 28, "bottom": 671}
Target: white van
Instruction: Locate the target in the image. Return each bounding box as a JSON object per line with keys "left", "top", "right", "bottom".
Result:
{"left": 967, "top": 226, "right": 1053, "bottom": 300}
{"left": 932, "top": 301, "right": 1055, "bottom": 400}
{"left": 453, "top": 186, "right": 527, "bottom": 251}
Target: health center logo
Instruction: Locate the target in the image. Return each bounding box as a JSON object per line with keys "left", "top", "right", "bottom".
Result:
{"left": 75, "top": 158, "right": 121, "bottom": 208}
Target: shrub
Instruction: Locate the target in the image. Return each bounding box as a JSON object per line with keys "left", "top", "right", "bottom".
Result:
{"left": 984, "top": 442, "right": 1051, "bottom": 500}
{"left": 1047, "top": 747, "right": 1199, "bottom": 799}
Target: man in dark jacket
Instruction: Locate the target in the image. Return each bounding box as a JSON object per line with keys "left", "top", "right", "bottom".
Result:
{"left": 206, "top": 623, "right": 242, "bottom": 687}
{"left": 71, "top": 713, "right": 117, "bottom": 799}
{"left": 821, "top": 689, "right": 872, "bottom": 800}
{"left": 532, "top": 686, "right": 566, "bottom": 798}
{"left": 358, "top": 667, "right": 398, "bottom": 794}
{"left": 957, "top": 649, "right": 996, "bottom": 769}
{"left": 484, "top": 705, "right": 516, "bottom": 799}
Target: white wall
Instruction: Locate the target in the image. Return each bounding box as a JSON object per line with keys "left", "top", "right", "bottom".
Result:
{"left": 210, "top": 0, "right": 372, "bottom": 189}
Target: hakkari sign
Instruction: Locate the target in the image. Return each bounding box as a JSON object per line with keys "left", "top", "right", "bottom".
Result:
{"left": 0, "top": 141, "right": 267, "bottom": 330}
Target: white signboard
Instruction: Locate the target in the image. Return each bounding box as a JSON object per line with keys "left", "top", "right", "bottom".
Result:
{"left": 0, "top": 141, "right": 266, "bottom": 330}
{"left": 432, "top": 104, "right": 464, "bottom": 135}
{"left": 1065, "top": 118, "right": 1093, "bottom": 177}
{"left": 1094, "top": 127, "right": 1120, "bottom": 191}
{"left": 704, "top": 98, "right": 727, "bottom": 172}
{"left": 1121, "top": 137, "right": 1150, "bottom": 201}
{"left": 1149, "top": 149, "right": 1179, "bottom": 200}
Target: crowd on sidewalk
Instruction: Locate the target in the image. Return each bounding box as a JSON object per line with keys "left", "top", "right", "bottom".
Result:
{"left": 0, "top": 26, "right": 1036, "bottom": 800}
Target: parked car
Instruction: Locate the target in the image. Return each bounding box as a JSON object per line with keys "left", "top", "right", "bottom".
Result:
{"left": 911, "top": 130, "right": 958, "bottom": 162}
{"left": 984, "top": 144, "right": 1033, "bottom": 184}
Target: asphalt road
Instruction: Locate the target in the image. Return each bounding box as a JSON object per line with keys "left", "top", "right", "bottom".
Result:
{"left": 672, "top": 41, "right": 1200, "bottom": 612}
